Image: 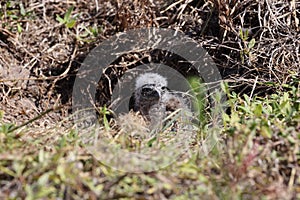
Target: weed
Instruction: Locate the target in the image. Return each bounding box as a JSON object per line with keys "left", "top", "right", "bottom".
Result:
{"left": 239, "top": 29, "right": 256, "bottom": 64}
{"left": 56, "top": 6, "right": 77, "bottom": 28}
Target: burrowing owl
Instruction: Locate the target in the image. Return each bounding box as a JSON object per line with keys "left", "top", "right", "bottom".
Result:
{"left": 129, "top": 73, "right": 191, "bottom": 130}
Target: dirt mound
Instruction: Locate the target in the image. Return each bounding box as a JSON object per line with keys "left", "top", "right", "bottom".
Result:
{"left": 0, "top": 0, "right": 299, "bottom": 124}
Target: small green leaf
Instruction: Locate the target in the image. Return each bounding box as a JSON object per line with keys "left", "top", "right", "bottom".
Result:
{"left": 56, "top": 15, "right": 65, "bottom": 24}
{"left": 36, "top": 187, "right": 56, "bottom": 198}
{"left": 64, "top": 6, "right": 74, "bottom": 21}
{"left": 0, "top": 123, "right": 15, "bottom": 134}
{"left": 283, "top": 92, "right": 289, "bottom": 101}
{"left": 239, "top": 29, "right": 243, "bottom": 39}
{"left": 248, "top": 38, "right": 255, "bottom": 49}
{"left": 254, "top": 104, "right": 262, "bottom": 117}
{"left": 10, "top": 14, "right": 19, "bottom": 19}
{"left": 56, "top": 165, "right": 66, "bottom": 181}
{"left": 230, "top": 112, "right": 240, "bottom": 124}
{"left": 98, "top": 106, "right": 111, "bottom": 131}
{"left": 38, "top": 149, "right": 45, "bottom": 163}
{"left": 0, "top": 165, "right": 16, "bottom": 177}
{"left": 66, "top": 19, "right": 76, "bottom": 28}
{"left": 260, "top": 125, "right": 271, "bottom": 138}
{"left": 243, "top": 94, "right": 250, "bottom": 105}
{"left": 222, "top": 113, "right": 230, "bottom": 123}
{"left": 0, "top": 110, "right": 4, "bottom": 120}
{"left": 25, "top": 185, "right": 34, "bottom": 199}
{"left": 90, "top": 26, "right": 102, "bottom": 37}
{"left": 147, "top": 136, "right": 157, "bottom": 147}
{"left": 17, "top": 23, "right": 22, "bottom": 33}
{"left": 13, "top": 161, "right": 26, "bottom": 176}
{"left": 19, "top": 2, "right": 26, "bottom": 16}
{"left": 37, "top": 172, "right": 50, "bottom": 185}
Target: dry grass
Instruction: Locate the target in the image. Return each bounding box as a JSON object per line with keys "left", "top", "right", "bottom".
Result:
{"left": 0, "top": 0, "right": 299, "bottom": 123}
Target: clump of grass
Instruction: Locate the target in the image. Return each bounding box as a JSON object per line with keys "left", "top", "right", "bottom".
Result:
{"left": 56, "top": 6, "right": 77, "bottom": 29}
{"left": 214, "top": 80, "right": 300, "bottom": 199}
{"left": 1, "top": 81, "right": 299, "bottom": 199}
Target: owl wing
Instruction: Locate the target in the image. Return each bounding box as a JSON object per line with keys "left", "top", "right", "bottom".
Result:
{"left": 164, "top": 90, "right": 191, "bottom": 111}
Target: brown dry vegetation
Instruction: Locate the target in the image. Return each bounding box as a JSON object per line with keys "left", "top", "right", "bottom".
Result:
{"left": 0, "top": 0, "right": 300, "bottom": 199}
{"left": 0, "top": 0, "right": 299, "bottom": 124}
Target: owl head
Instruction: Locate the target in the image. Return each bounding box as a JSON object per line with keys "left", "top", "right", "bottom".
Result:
{"left": 129, "top": 72, "right": 192, "bottom": 131}
{"left": 134, "top": 73, "right": 168, "bottom": 90}
{"left": 129, "top": 73, "right": 169, "bottom": 116}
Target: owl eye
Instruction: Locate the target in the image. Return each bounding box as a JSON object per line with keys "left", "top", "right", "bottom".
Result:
{"left": 161, "top": 86, "right": 169, "bottom": 91}
{"left": 141, "top": 87, "right": 154, "bottom": 94}
{"left": 141, "top": 87, "right": 160, "bottom": 99}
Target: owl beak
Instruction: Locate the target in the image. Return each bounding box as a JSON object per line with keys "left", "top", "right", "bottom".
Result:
{"left": 141, "top": 87, "right": 160, "bottom": 101}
